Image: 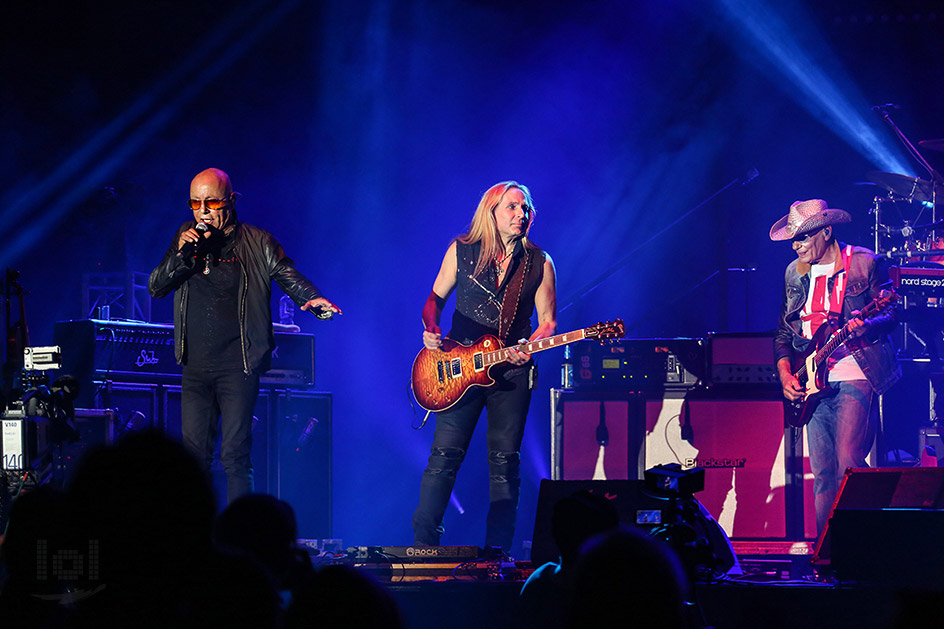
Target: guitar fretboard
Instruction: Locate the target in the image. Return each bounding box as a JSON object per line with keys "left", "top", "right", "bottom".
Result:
{"left": 797, "top": 326, "right": 852, "bottom": 380}
{"left": 482, "top": 329, "right": 588, "bottom": 366}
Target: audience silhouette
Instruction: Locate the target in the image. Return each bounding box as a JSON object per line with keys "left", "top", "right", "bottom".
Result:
{"left": 284, "top": 563, "right": 405, "bottom": 629}
{"left": 570, "top": 526, "right": 689, "bottom": 629}
{"left": 214, "top": 492, "right": 315, "bottom": 605}
{"left": 520, "top": 489, "right": 620, "bottom": 628}
{"left": 0, "top": 485, "right": 71, "bottom": 628}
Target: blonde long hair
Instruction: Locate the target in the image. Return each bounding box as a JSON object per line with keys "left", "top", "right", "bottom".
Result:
{"left": 458, "top": 181, "right": 537, "bottom": 277}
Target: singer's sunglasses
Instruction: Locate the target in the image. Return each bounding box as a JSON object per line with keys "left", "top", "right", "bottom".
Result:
{"left": 791, "top": 226, "right": 825, "bottom": 243}
{"left": 188, "top": 195, "right": 232, "bottom": 211}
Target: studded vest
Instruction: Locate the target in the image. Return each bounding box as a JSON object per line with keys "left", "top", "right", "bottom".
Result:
{"left": 450, "top": 240, "right": 545, "bottom": 344}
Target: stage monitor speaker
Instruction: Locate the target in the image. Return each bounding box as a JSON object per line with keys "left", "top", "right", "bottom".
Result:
{"left": 530, "top": 479, "right": 736, "bottom": 572}
{"left": 550, "top": 390, "right": 646, "bottom": 481}
{"left": 812, "top": 467, "right": 944, "bottom": 566}
{"left": 829, "top": 509, "right": 944, "bottom": 587}
{"left": 645, "top": 395, "right": 793, "bottom": 539}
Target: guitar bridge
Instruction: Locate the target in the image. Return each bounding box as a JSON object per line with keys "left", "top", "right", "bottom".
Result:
{"left": 437, "top": 361, "right": 445, "bottom": 383}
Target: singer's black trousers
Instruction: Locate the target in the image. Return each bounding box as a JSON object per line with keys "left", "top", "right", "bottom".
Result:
{"left": 181, "top": 366, "right": 260, "bottom": 504}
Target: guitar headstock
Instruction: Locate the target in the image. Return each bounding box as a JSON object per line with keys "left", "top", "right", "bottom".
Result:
{"left": 864, "top": 289, "right": 899, "bottom": 315}
{"left": 585, "top": 319, "right": 625, "bottom": 341}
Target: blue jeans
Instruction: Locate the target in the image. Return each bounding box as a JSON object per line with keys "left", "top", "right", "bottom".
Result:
{"left": 806, "top": 379, "right": 876, "bottom": 535}
{"left": 181, "top": 367, "right": 260, "bottom": 504}
{"left": 412, "top": 364, "right": 533, "bottom": 551}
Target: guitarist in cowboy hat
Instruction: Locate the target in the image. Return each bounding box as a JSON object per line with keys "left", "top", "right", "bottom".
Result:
{"left": 412, "top": 181, "right": 557, "bottom": 553}
{"left": 771, "top": 199, "right": 900, "bottom": 535}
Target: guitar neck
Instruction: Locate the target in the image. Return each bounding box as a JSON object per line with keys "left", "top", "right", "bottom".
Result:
{"left": 815, "top": 326, "right": 851, "bottom": 364}
{"left": 482, "top": 329, "right": 588, "bottom": 366}
{"left": 790, "top": 292, "right": 895, "bottom": 381}
{"left": 794, "top": 325, "right": 851, "bottom": 379}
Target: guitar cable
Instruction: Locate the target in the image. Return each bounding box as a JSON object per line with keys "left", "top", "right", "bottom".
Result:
{"left": 406, "top": 375, "right": 434, "bottom": 429}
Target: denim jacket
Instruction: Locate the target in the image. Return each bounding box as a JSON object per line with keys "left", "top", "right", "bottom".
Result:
{"left": 773, "top": 242, "right": 901, "bottom": 394}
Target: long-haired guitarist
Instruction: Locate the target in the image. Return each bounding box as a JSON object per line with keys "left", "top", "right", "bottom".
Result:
{"left": 771, "top": 199, "right": 900, "bottom": 536}
{"left": 412, "top": 181, "right": 557, "bottom": 552}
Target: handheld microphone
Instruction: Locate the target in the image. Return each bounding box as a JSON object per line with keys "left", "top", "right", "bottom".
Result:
{"left": 307, "top": 306, "right": 335, "bottom": 320}
{"left": 176, "top": 223, "right": 210, "bottom": 260}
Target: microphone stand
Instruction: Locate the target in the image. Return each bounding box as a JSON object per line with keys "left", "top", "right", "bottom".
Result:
{"left": 875, "top": 106, "right": 943, "bottom": 239}
{"left": 881, "top": 249, "right": 944, "bottom": 260}
{"left": 559, "top": 170, "right": 757, "bottom": 314}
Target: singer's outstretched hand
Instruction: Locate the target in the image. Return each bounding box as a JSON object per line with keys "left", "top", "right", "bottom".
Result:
{"left": 301, "top": 297, "right": 343, "bottom": 318}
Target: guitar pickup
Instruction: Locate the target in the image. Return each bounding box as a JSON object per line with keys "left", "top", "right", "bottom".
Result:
{"left": 450, "top": 358, "right": 462, "bottom": 378}
{"left": 473, "top": 353, "right": 483, "bottom": 371}
{"left": 437, "top": 361, "right": 445, "bottom": 383}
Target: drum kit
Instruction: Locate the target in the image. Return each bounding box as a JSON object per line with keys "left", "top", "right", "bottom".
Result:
{"left": 867, "top": 155, "right": 944, "bottom": 261}
{"left": 864, "top": 108, "right": 944, "bottom": 361}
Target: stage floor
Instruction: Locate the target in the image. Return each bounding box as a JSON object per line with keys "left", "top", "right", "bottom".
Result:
{"left": 382, "top": 571, "right": 932, "bottom": 629}
{"left": 323, "top": 541, "right": 939, "bottom": 629}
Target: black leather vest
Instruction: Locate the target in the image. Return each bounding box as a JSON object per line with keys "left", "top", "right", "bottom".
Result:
{"left": 450, "top": 240, "right": 545, "bottom": 343}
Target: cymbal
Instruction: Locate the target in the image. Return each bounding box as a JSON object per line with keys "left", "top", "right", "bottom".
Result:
{"left": 919, "top": 139, "right": 944, "bottom": 152}
{"left": 867, "top": 171, "right": 940, "bottom": 202}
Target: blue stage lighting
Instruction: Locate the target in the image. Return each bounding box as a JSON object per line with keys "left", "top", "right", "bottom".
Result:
{"left": 0, "top": 0, "right": 302, "bottom": 268}
{"left": 716, "top": 0, "right": 911, "bottom": 175}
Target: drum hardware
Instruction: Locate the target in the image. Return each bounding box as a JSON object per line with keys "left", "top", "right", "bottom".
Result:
{"left": 867, "top": 171, "right": 941, "bottom": 204}
{"left": 871, "top": 106, "right": 942, "bottom": 249}
{"left": 869, "top": 107, "right": 944, "bottom": 367}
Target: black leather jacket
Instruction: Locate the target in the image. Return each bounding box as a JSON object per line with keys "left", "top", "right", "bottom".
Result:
{"left": 773, "top": 242, "right": 900, "bottom": 395}
{"left": 148, "top": 221, "right": 323, "bottom": 374}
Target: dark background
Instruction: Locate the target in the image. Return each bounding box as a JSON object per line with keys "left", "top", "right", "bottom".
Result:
{"left": 2, "top": 0, "right": 942, "bottom": 553}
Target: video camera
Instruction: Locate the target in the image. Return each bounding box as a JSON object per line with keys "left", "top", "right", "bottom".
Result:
{"left": 1, "top": 346, "right": 79, "bottom": 487}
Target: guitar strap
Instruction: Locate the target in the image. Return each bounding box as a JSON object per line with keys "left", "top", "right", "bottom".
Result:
{"left": 826, "top": 245, "right": 853, "bottom": 326}
{"left": 497, "top": 247, "right": 535, "bottom": 343}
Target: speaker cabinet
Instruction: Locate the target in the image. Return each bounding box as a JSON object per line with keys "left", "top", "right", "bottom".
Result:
{"left": 93, "top": 381, "right": 159, "bottom": 432}
{"left": 61, "top": 408, "right": 117, "bottom": 485}
{"left": 645, "top": 396, "right": 789, "bottom": 539}
{"left": 270, "top": 390, "right": 332, "bottom": 540}
{"left": 80, "top": 380, "right": 332, "bottom": 538}
{"left": 550, "top": 390, "right": 646, "bottom": 481}
{"left": 551, "top": 389, "right": 809, "bottom": 539}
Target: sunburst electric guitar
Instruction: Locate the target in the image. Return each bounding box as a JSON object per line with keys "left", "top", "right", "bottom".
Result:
{"left": 411, "top": 319, "right": 625, "bottom": 412}
{"left": 785, "top": 290, "right": 898, "bottom": 427}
